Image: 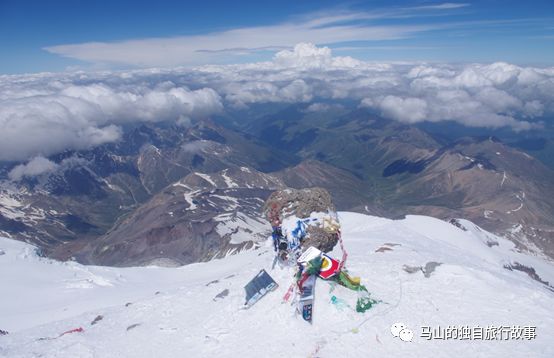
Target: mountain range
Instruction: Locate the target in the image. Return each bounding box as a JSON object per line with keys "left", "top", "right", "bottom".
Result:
{"left": 1, "top": 106, "right": 553, "bottom": 265}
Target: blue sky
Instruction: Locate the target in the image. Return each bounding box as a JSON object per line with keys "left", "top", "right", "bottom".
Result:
{"left": 1, "top": 0, "right": 554, "bottom": 74}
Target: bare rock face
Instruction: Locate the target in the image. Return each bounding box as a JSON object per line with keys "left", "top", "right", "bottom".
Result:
{"left": 264, "top": 187, "right": 336, "bottom": 221}
{"left": 263, "top": 187, "right": 338, "bottom": 253}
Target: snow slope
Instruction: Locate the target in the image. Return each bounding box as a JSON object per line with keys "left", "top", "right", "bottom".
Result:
{"left": 1, "top": 213, "right": 554, "bottom": 357}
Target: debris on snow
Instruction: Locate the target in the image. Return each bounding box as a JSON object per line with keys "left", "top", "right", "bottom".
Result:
{"left": 375, "top": 242, "right": 400, "bottom": 253}
{"left": 213, "top": 289, "right": 229, "bottom": 301}
{"left": 126, "top": 323, "right": 141, "bottom": 331}
{"left": 423, "top": 262, "right": 442, "bottom": 278}
{"left": 38, "top": 327, "right": 84, "bottom": 341}
{"left": 449, "top": 218, "right": 468, "bottom": 231}
{"left": 244, "top": 269, "right": 278, "bottom": 308}
{"left": 402, "top": 262, "right": 442, "bottom": 278}
{"left": 402, "top": 265, "right": 423, "bottom": 274}
{"left": 504, "top": 262, "right": 554, "bottom": 291}
{"left": 90, "top": 315, "right": 103, "bottom": 326}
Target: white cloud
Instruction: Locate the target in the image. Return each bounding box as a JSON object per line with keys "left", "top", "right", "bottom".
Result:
{"left": 278, "top": 79, "right": 313, "bottom": 102}
{"left": 273, "top": 43, "right": 364, "bottom": 69}
{"left": 2, "top": 43, "right": 553, "bottom": 162}
{"left": 197, "top": 44, "right": 550, "bottom": 130}
{"left": 7, "top": 155, "right": 92, "bottom": 181}
{"left": 181, "top": 141, "right": 211, "bottom": 153}
{"left": 475, "top": 87, "right": 521, "bottom": 112}
{"left": 41, "top": 3, "right": 489, "bottom": 70}
{"left": 304, "top": 102, "right": 344, "bottom": 112}
{"left": 523, "top": 100, "right": 544, "bottom": 117}
{"left": 378, "top": 96, "right": 428, "bottom": 123}
{"left": 274, "top": 43, "right": 333, "bottom": 68}
{"left": 43, "top": 9, "right": 440, "bottom": 68}
{"left": 8, "top": 157, "right": 59, "bottom": 181}
{"left": 413, "top": 3, "right": 470, "bottom": 10}
{"left": 0, "top": 77, "right": 222, "bottom": 161}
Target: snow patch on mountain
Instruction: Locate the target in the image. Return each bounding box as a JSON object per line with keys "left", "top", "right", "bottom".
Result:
{"left": 214, "top": 212, "right": 270, "bottom": 244}
{"left": 183, "top": 190, "right": 201, "bottom": 211}
{"left": 0, "top": 190, "right": 47, "bottom": 224}
{"left": 0, "top": 191, "right": 24, "bottom": 219}
{"left": 221, "top": 169, "right": 239, "bottom": 188}
{"left": 194, "top": 172, "right": 216, "bottom": 187}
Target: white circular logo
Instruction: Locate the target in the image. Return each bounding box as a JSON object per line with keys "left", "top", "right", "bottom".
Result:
{"left": 390, "top": 322, "right": 413, "bottom": 342}
{"left": 399, "top": 328, "right": 414, "bottom": 342}
{"left": 391, "top": 322, "right": 407, "bottom": 337}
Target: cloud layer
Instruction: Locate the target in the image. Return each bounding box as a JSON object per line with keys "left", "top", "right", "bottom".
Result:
{"left": 0, "top": 74, "right": 222, "bottom": 161}
{"left": 197, "top": 44, "right": 552, "bottom": 131}
{"left": 44, "top": 7, "right": 443, "bottom": 67}
{"left": 1, "top": 43, "right": 553, "bottom": 165}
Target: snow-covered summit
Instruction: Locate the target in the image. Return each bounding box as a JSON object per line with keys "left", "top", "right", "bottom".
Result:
{"left": 1, "top": 213, "right": 553, "bottom": 357}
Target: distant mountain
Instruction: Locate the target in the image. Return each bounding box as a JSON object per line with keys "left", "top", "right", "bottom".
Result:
{"left": 1, "top": 108, "right": 554, "bottom": 265}
{"left": 233, "top": 106, "right": 554, "bottom": 259}
{"left": 0, "top": 120, "right": 297, "bottom": 262}
{"left": 384, "top": 137, "right": 554, "bottom": 257}
{"left": 66, "top": 167, "right": 286, "bottom": 266}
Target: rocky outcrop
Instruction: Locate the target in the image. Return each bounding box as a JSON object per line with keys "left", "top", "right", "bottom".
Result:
{"left": 263, "top": 187, "right": 338, "bottom": 253}
{"left": 264, "top": 188, "right": 335, "bottom": 222}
